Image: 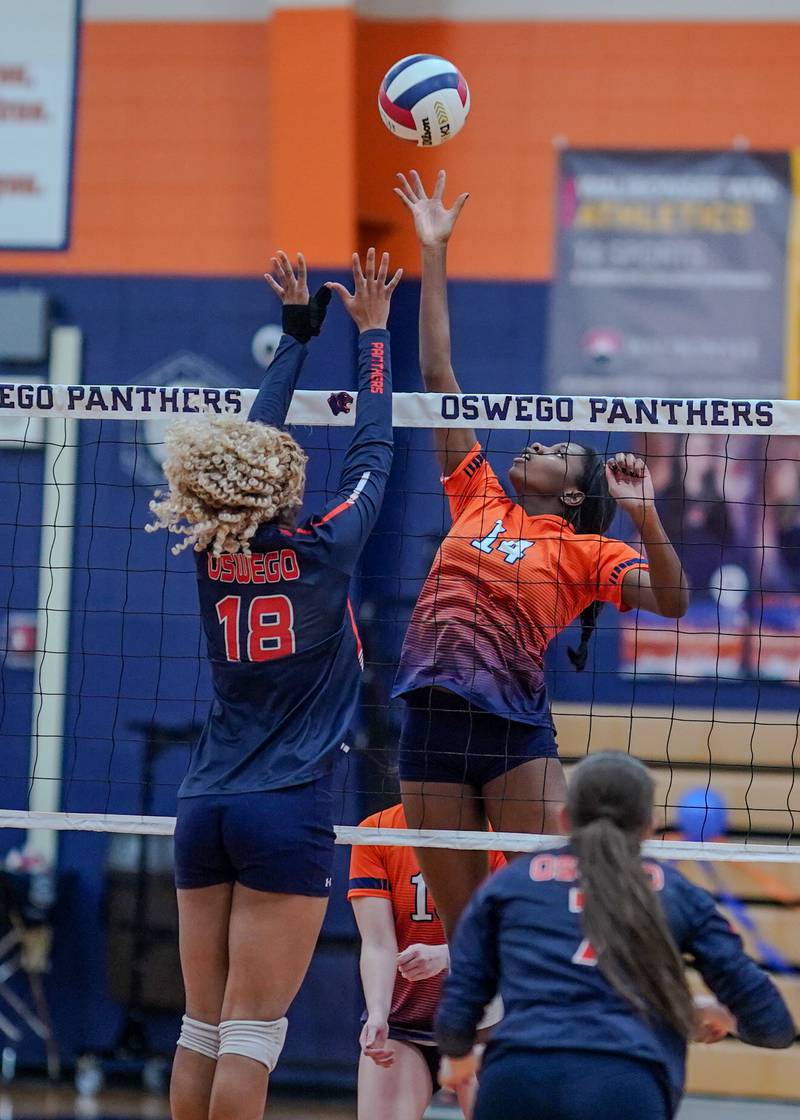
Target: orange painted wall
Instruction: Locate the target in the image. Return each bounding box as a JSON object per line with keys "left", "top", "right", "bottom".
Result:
{"left": 358, "top": 21, "right": 800, "bottom": 279}
{"left": 4, "top": 18, "right": 800, "bottom": 279}
{"left": 269, "top": 9, "right": 356, "bottom": 268}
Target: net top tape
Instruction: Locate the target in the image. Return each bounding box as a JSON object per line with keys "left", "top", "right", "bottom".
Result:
{"left": 0, "top": 384, "right": 790, "bottom": 435}
{"left": 5, "top": 810, "right": 800, "bottom": 863}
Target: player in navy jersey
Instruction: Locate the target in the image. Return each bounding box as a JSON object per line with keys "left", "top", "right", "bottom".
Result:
{"left": 436, "top": 753, "right": 795, "bottom": 1120}
{"left": 148, "top": 247, "right": 402, "bottom": 1120}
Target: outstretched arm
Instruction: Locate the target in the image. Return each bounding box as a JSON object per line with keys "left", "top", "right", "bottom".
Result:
{"left": 248, "top": 251, "right": 329, "bottom": 428}
{"left": 609, "top": 453, "right": 690, "bottom": 618}
{"left": 310, "top": 250, "right": 402, "bottom": 570}
{"left": 687, "top": 892, "right": 795, "bottom": 1049}
{"left": 395, "top": 170, "right": 476, "bottom": 477}
{"left": 436, "top": 887, "right": 500, "bottom": 1060}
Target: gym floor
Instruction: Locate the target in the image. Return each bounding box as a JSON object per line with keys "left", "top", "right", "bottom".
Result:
{"left": 1, "top": 1086, "right": 799, "bottom": 1119}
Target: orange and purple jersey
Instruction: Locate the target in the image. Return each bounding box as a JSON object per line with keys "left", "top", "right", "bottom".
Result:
{"left": 393, "top": 444, "right": 647, "bottom": 725}
{"left": 348, "top": 803, "right": 504, "bottom": 1037}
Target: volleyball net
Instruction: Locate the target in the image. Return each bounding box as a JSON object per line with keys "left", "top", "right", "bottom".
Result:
{"left": 2, "top": 366, "right": 800, "bottom": 864}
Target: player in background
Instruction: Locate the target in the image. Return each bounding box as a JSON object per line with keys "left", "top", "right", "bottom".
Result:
{"left": 349, "top": 803, "right": 504, "bottom": 1120}
{"left": 393, "top": 170, "right": 689, "bottom": 939}
{"left": 436, "top": 753, "right": 795, "bottom": 1120}
{"left": 148, "top": 249, "right": 402, "bottom": 1120}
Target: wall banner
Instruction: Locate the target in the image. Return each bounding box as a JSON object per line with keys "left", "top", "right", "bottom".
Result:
{"left": 547, "top": 149, "right": 793, "bottom": 399}
{"left": 0, "top": 0, "right": 80, "bottom": 250}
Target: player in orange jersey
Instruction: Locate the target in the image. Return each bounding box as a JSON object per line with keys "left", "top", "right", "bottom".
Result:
{"left": 392, "top": 170, "right": 689, "bottom": 940}
{"left": 349, "top": 803, "right": 504, "bottom": 1120}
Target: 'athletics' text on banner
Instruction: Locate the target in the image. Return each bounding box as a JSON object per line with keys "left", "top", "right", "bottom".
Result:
{"left": 547, "top": 149, "right": 793, "bottom": 399}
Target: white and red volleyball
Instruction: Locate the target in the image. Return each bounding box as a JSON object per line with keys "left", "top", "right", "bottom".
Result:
{"left": 378, "top": 54, "right": 470, "bottom": 147}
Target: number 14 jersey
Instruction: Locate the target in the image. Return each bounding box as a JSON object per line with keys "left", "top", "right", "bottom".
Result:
{"left": 393, "top": 444, "right": 647, "bottom": 726}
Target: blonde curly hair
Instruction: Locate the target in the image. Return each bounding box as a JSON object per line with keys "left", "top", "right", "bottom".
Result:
{"left": 146, "top": 414, "right": 307, "bottom": 555}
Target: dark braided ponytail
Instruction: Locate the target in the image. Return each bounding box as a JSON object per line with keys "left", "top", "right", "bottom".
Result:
{"left": 566, "top": 447, "right": 617, "bottom": 671}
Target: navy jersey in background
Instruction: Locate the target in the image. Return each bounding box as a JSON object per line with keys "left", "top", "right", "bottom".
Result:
{"left": 180, "top": 328, "right": 392, "bottom": 797}
{"left": 437, "top": 849, "right": 795, "bottom": 1116}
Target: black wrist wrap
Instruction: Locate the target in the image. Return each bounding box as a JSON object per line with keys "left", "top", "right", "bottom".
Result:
{"left": 282, "top": 286, "right": 332, "bottom": 343}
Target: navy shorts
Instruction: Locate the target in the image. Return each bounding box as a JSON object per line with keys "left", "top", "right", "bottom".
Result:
{"left": 475, "top": 1049, "right": 670, "bottom": 1120}
{"left": 174, "top": 778, "right": 335, "bottom": 896}
{"left": 398, "top": 688, "right": 559, "bottom": 787}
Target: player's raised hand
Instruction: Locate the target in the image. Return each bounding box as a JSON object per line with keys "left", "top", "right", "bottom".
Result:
{"left": 264, "top": 250, "right": 309, "bottom": 305}
{"left": 606, "top": 452, "right": 656, "bottom": 528}
{"left": 395, "top": 169, "right": 469, "bottom": 246}
{"left": 397, "top": 942, "right": 449, "bottom": 982}
{"left": 360, "top": 1016, "right": 395, "bottom": 1067}
{"left": 327, "top": 248, "right": 403, "bottom": 332}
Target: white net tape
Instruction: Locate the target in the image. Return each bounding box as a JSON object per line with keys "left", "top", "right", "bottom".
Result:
{"left": 3, "top": 811, "right": 799, "bottom": 863}
{"left": 0, "top": 384, "right": 789, "bottom": 433}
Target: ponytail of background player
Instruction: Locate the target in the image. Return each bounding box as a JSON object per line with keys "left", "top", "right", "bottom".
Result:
{"left": 436, "top": 752, "right": 795, "bottom": 1120}
{"left": 393, "top": 170, "right": 689, "bottom": 940}
{"left": 152, "top": 248, "right": 402, "bottom": 1120}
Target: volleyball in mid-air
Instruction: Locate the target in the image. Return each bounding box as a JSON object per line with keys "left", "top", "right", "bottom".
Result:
{"left": 378, "top": 54, "right": 470, "bottom": 147}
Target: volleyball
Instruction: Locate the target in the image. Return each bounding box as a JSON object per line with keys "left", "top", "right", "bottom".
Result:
{"left": 378, "top": 54, "right": 470, "bottom": 147}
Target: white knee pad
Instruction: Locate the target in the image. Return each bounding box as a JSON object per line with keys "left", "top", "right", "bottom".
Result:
{"left": 218, "top": 1018, "right": 288, "bottom": 1072}
{"left": 177, "top": 1015, "right": 220, "bottom": 1061}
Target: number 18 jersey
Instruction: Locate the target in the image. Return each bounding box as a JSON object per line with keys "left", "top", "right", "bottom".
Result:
{"left": 179, "top": 329, "right": 392, "bottom": 799}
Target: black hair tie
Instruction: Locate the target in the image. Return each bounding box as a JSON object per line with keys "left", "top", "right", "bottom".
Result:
{"left": 568, "top": 603, "right": 601, "bottom": 672}
{"left": 567, "top": 636, "right": 590, "bottom": 672}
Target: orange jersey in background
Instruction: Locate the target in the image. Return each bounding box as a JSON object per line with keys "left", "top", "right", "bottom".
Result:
{"left": 348, "top": 802, "right": 505, "bottom": 1037}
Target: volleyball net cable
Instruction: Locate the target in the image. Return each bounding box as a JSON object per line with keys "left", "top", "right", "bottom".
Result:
{"left": 2, "top": 375, "right": 800, "bottom": 862}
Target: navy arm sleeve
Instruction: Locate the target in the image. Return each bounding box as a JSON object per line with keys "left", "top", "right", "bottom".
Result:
{"left": 300, "top": 328, "right": 393, "bottom": 572}
{"left": 683, "top": 884, "right": 796, "bottom": 1048}
{"left": 435, "top": 885, "right": 500, "bottom": 1058}
{"left": 247, "top": 334, "right": 308, "bottom": 427}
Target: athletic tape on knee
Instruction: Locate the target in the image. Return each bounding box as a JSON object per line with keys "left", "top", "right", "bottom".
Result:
{"left": 218, "top": 1018, "right": 288, "bottom": 1072}
{"left": 177, "top": 1015, "right": 220, "bottom": 1061}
